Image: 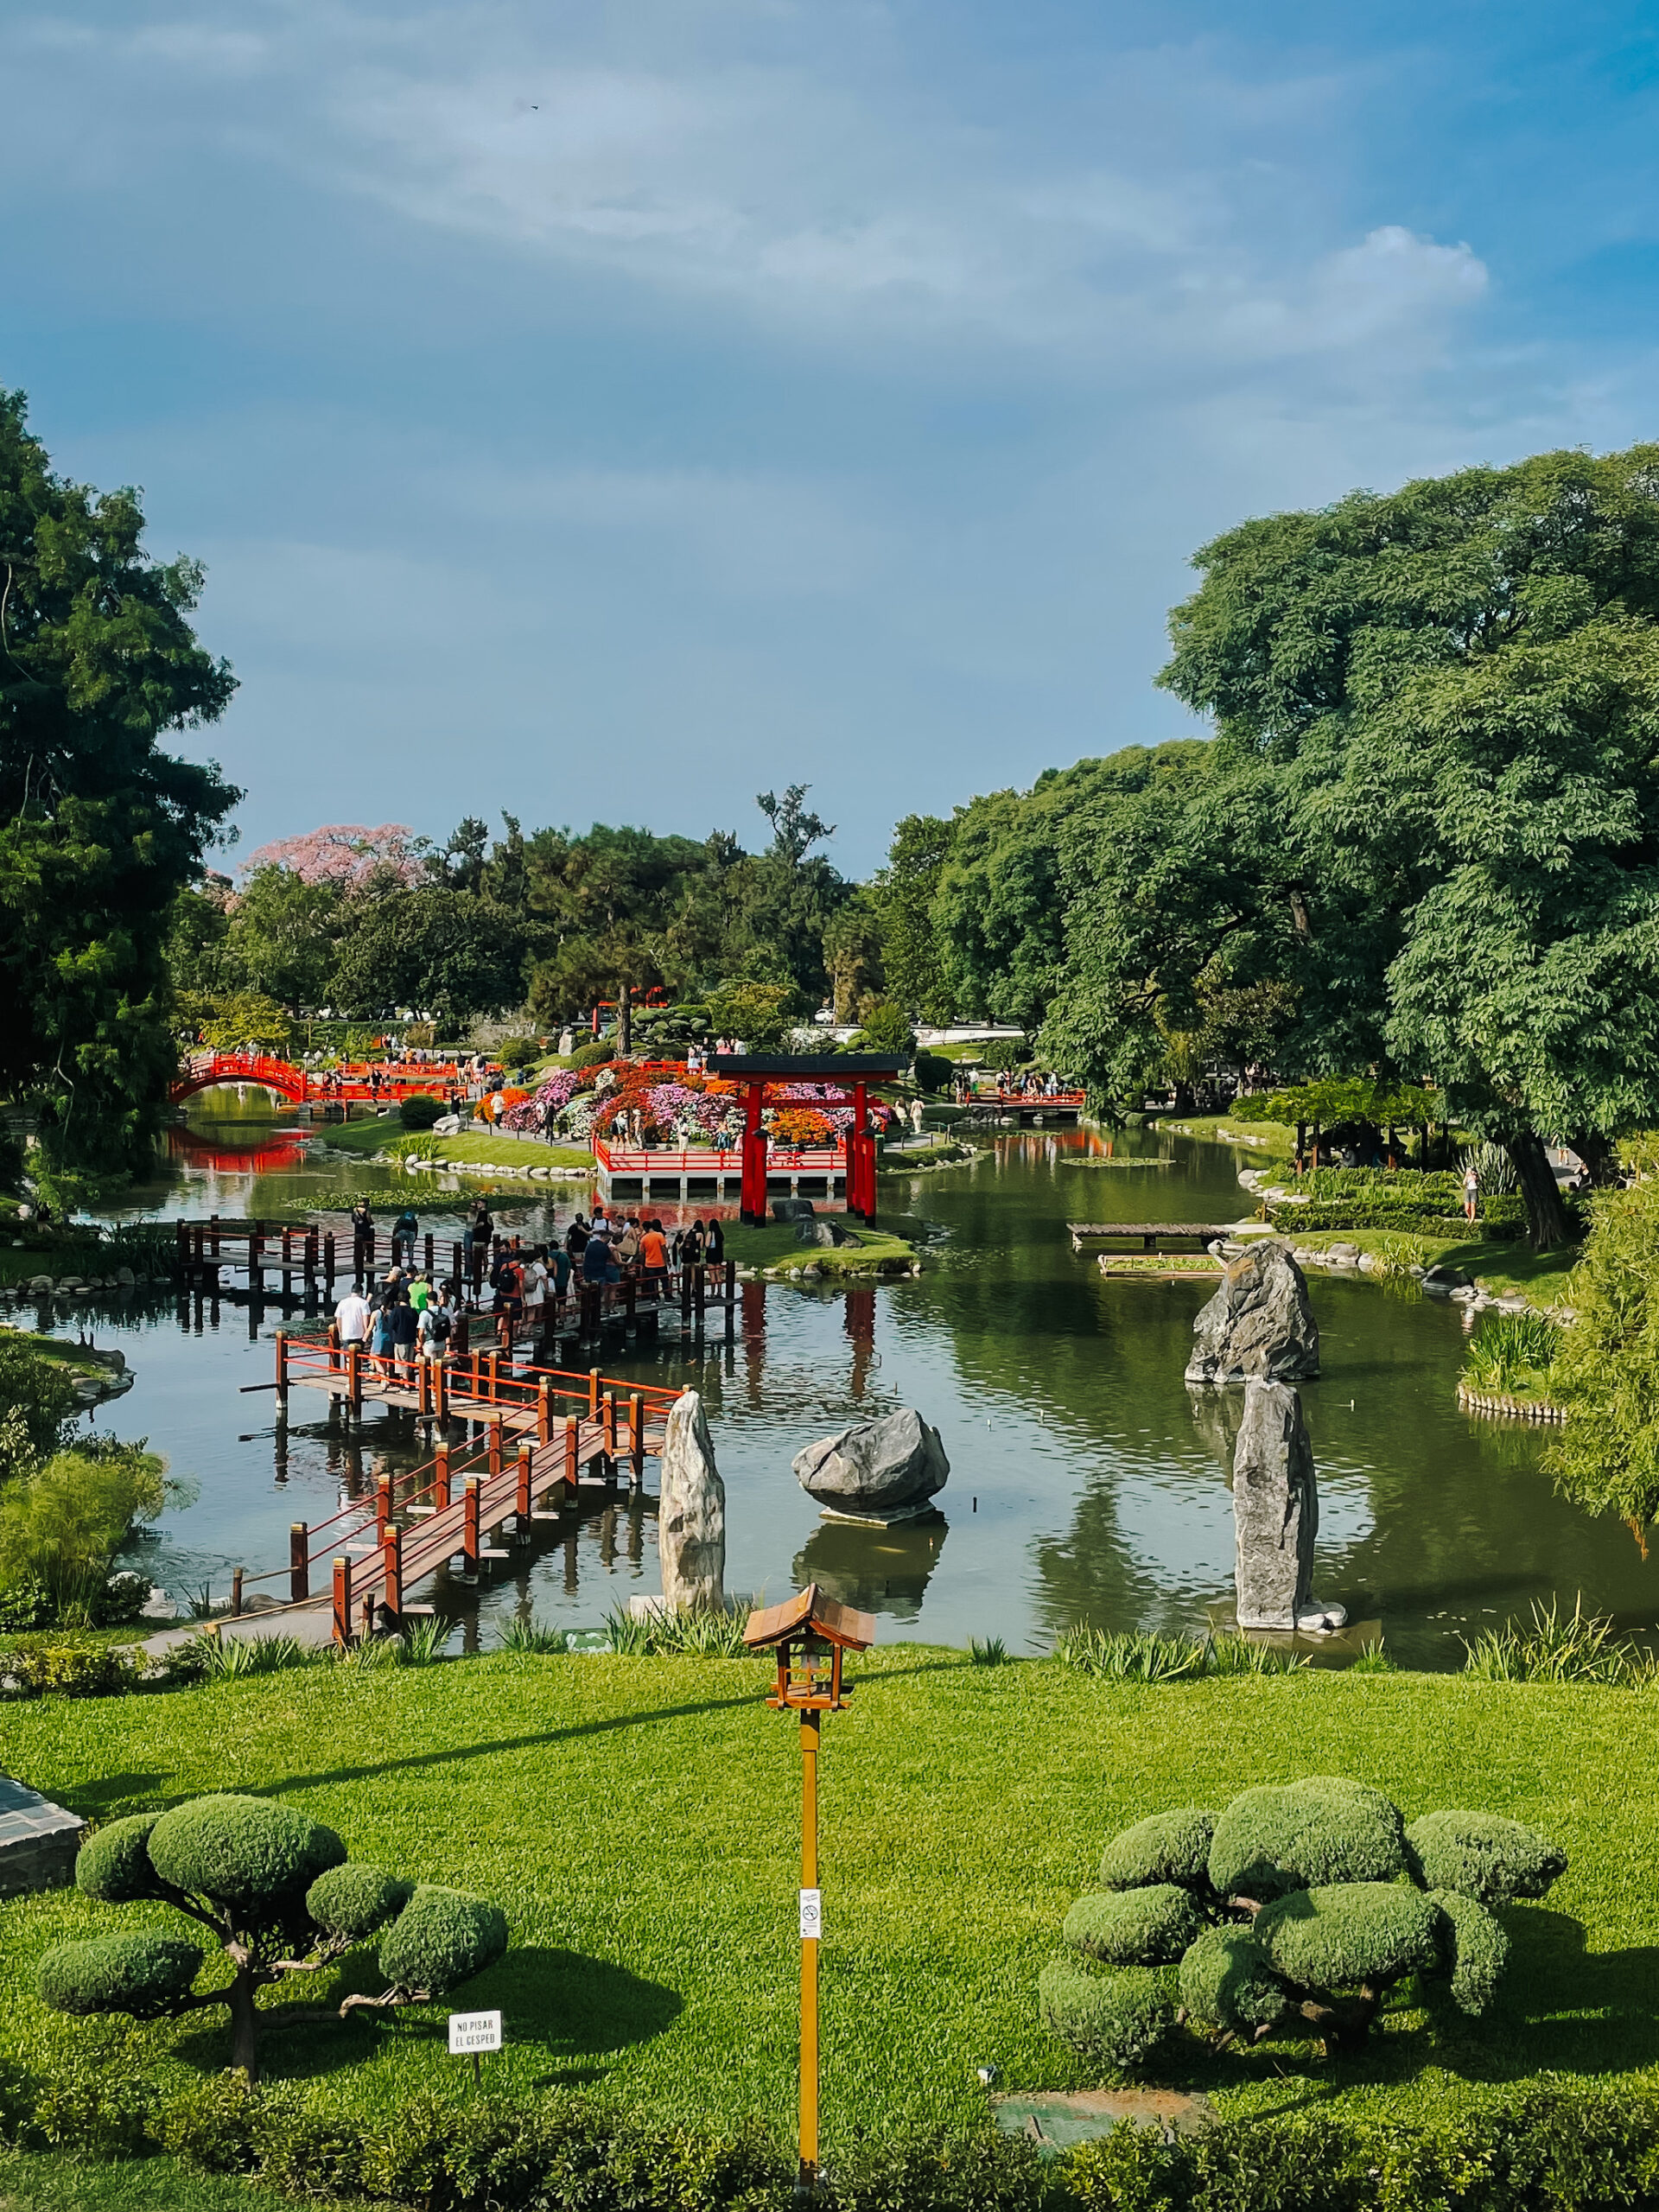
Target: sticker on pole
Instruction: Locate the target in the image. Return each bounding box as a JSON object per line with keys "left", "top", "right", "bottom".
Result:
{"left": 448, "top": 2010, "right": 502, "bottom": 2054}
{"left": 799, "top": 1888, "right": 823, "bottom": 1940}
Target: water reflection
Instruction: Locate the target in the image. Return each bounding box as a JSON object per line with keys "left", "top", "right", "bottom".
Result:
{"left": 31, "top": 1111, "right": 1651, "bottom": 1664}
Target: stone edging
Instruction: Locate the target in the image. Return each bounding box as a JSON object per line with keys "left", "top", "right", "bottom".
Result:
{"left": 1456, "top": 1382, "right": 1565, "bottom": 1424}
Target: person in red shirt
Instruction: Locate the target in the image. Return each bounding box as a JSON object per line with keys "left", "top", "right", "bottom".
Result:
{"left": 639, "top": 1221, "right": 670, "bottom": 1294}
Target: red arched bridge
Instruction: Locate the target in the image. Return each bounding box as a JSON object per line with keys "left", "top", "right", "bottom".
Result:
{"left": 168, "top": 1051, "right": 475, "bottom": 1110}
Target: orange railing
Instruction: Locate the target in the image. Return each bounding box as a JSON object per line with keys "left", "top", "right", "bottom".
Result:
{"left": 593, "top": 1134, "right": 842, "bottom": 1173}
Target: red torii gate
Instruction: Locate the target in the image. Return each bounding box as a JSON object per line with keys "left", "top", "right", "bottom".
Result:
{"left": 707, "top": 1054, "right": 906, "bottom": 1226}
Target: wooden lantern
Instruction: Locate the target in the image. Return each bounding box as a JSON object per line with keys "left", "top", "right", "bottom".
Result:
{"left": 744, "top": 1583, "right": 875, "bottom": 2196}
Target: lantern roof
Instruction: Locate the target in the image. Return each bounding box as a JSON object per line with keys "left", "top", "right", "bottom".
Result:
{"left": 743, "top": 1583, "right": 876, "bottom": 1654}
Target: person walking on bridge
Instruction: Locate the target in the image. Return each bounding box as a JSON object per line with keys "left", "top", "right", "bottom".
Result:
{"left": 351, "top": 1198, "right": 374, "bottom": 1281}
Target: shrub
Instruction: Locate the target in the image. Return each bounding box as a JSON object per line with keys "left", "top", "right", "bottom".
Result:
{"left": 850, "top": 1000, "right": 916, "bottom": 1057}
{"left": 0, "top": 1573, "right": 52, "bottom": 1630}
{"left": 1405, "top": 1809, "right": 1568, "bottom": 1904}
{"left": 1049, "top": 1775, "right": 1565, "bottom": 2063}
{"left": 1037, "top": 1957, "right": 1174, "bottom": 2072}
{"left": 377, "top": 1885, "right": 508, "bottom": 1994}
{"left": 1208, "top": 1777, "right": 1406, "bottom": 1899}
{"left": 398, "top": 1092, "right": 444, "bottom": 1131}
{"left": 40, "top": 1792, "right": 509, "bottom": 2085}
{"left": 1177, "top": 1924, "right": 1287, "bottom": 2038}
{"left": 147, "top": 1795, "right": 346, "bottom": 1908}
{"left": 0, "top": 1442, "right": 170, "bottom": 1624}
{"left": 1064, "top": 1885, "right": 1204, "bottom": 1966}
{"left": 1254, "top": 1881, "right": 1441, "bottom": 1991}
{"left": 306, "top": 1863, "right": 415, "bottom": 1940}
{"left": 1429, "top": 1889, "right": 1510, "bottom": 2015}
{"left": 1548, "top": 1177, "right": 1659, "bottom": 1525}
{"left": 493, "top": 1037, "right": 543, "bottom": 1070}
{"left": 0, "top": 1335, "right": 79, "bottom": 1478}
{"left": 1098, "top": 1809, "right": 1217, "bottom": 1892}
{"left": 2, "top": 1641, "right": 141, "bottom": 1698}
{"left": 912, "top": 1049, "right": 950, "bottom": 1094}
{"left": 37, "top": 1933, "right": 203, "bottom": 2018}
{"left": 569, "top": 1039, "right": 613, "bottom": 1071}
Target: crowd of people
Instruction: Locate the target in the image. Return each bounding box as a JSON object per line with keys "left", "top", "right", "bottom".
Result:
{"left": 335, "top": 1196, "right": 728, "bottom": 1369}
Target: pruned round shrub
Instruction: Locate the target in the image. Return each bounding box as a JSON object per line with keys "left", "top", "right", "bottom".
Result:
{"left": 1099, "top": 1808, "right": 1217, "bottom": 1892}
{"left": 1255, "top": 1882, "right": 1440, "bottom": 1990}
{"left": 1209, "top": 1777, "right": 1406, "bottom": 1900}
{"left": 1429, "top": 1890, "right": 1510, "bottom": 2015}
{"left": 1063, "top": 1885, "right": 1204, "bottom": 1966}
{"left": 307, "top": 1862, "right": 414, "bottom": 1941}
{"left": 377, "top": 1885, "right": 507, "bottom": 1994}
{"left": 39, "top": 1932, "right": 202, "bottom": 2018}
{"left": 1405, "top": 1810, "right": 1567, "bottom": 1908}
{"left": 1178, "top": 1924, "right": 1288, "bottom": 2037}
{"left": 399, "top": 1093, "right": 443, "bottom": 1131}
{"left": 1038, "top": 1957, "right": 1174, "bottom": 2071}
{"left": 77, "top": 1812, "right": 163, "bottom": 1903}
{"left": 148, "top": 1796, "right": 346, "bottom": 1910}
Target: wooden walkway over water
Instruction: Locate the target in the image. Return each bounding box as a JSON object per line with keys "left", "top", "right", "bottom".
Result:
{"left": 249, "top": 1337, "right": 682, "bottom": 1643}
{"left": 1067, "top": 1222, "right": 1231, "bottom": 1251}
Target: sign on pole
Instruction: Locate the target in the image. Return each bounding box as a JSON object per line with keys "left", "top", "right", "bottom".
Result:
{"left": 449, "top": 2009, "right": 502, "bottom": 2084}
{"left": 798, "top": 1887, "right": 823, "bottom": 1941}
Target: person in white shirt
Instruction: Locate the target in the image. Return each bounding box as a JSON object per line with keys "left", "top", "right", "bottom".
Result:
{"left": 334, "top": 1287, "right": 371, "bottom": 1345}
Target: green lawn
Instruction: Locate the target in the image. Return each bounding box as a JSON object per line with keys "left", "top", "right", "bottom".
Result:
{"left": 0, "top": 2152, "right": 285, "bottom": 2210}
{"left": 315, "top": 1122, "right": 592, "bottom": 1174}
{"left": 0, "top": 1656, "right": 1653, "bottom": 2149}
{"left": 1283, "top": 1228, "right": 1580, "bottom": 1310}
{"left": 723, "top": 1222, "right": 919, "bottom": 1276}
{"left": 1148, "top": 1111, "right": 1297, "bottom": 1164}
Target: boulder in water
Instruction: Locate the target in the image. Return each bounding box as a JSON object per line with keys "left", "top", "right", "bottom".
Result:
{"left": 1185, "top": 1243, "right": 1319, "bottom": 1386}
{"left": 793, "top": 1408, "right": 949, "bottom": 1518}
{"left": 658, "top": 1390, "right": 726, "bottom": 1611}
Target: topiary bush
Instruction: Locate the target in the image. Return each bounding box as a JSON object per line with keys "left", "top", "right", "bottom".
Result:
{"left": 1042, "top": 1777, "right": 1566, "bottom": 2063}
{"left": 398, "top": 1092, "right": 444, "bottom": 1131}
{"left": 38, "top": 1793, "right": 506, "bottom": 2084}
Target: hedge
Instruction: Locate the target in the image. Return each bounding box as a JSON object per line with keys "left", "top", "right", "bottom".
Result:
{"left": 14, "top": 2066, "right": 1659, "bottom": 2212}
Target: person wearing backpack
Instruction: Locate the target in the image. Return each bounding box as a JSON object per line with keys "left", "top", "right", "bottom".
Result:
{"left": 418, "top": 1293, "right": 452, "bottom": 1364}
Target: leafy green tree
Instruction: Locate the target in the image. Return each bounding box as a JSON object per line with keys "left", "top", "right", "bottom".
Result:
{"left": 41, "top": 1795, "right": 507, "bottom": 2082}
{"left": 873, "top": 813, "right": 954, "bottom": 1021}
{"left": 220, "top": 866, "right": 344, "bottom": 1010}
{"left": 823, "top": 890, "right": 886, "bottom": 1025}
{"left": 1548, "top": 1178, "right": 1659, "bottom": 1528}
{"left": 850, "top": 1000, "right": 915, "bottom": 1057}
{"left": 1048, "top": 448, "right": 1659, "bottom": 1246}
{"left": 329, "top": 890, "right": 529, "bottom": 1029}
{"left": 0, "top": 391, "right": 239, "bottom": 1174}
{"left": 704, "top": 976, "right": 806, "bottom": 1052}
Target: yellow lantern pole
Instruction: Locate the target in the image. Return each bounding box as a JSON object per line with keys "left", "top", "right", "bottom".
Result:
{"left": 799, "top": 1706, "right": 821, "bottom": 2191}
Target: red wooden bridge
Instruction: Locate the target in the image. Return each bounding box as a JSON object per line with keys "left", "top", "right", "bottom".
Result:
{"left": 168, "top": 1050, "right": 480, "bottom": 1110}
{"left": 246, "top": 1335, "right": 683, "bottom": 1643}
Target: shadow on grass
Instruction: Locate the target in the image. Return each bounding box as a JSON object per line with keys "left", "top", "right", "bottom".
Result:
{"left": 181, "top": 1947, "right": 683, "bottom": 2087}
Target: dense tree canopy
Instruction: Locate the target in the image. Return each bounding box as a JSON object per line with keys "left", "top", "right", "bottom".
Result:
{"left": 1045, "top": 445, "right": 1659, "bottom": 1245}
{"left": 0, "top": 391, "right": 238, "bottom": 1173}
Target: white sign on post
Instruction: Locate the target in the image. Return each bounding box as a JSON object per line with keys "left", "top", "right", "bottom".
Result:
{"left": 799, "top": 1887, "right": 823, "bottom": 1941}
{"left": 448, "top": 2010, "right": 503, "bottom": 2055}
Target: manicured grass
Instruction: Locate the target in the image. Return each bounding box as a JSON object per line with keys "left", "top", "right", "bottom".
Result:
{"left": 315, "top": 1122, "right": 592, "bottom": 1173}
{"left": 723, "top": 1222, "right": 918, "bottom": 1275}
{"left": 1285, "top": 1229, "right": 1581, "bottom": 1309}
{"left": 0, "top": 1656, "right": 1655, "bottom": 2146}
{"left": 0, "top": 2151, "right": 285, "bottom": 2209}
{"left": 1148, "top": 1111, "right": 1297, "bottom": 1164}
{"left": 0, "top": 1330, "right": 117, "bottom": 1380}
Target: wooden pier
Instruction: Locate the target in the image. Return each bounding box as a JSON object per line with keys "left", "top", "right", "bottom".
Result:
{"left": 1067, "top": 1222, "right": 1230, "bottom": 1252}
{"left": 249, "top": 1337, "right": 683, "bottom": 1643}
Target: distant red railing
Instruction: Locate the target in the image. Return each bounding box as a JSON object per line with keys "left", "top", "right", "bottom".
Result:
{"left": 593, "top": 1134, "right": 842, "bottom": 1173}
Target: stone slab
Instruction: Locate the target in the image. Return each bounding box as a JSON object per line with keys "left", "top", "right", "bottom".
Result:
{"left": 0, "top": 1774, "right": 84, "bottom": 1895}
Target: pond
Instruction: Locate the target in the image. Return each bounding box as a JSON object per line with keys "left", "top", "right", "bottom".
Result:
{"left": 29, "top": 1097, "right": 1658, "bottom": 1668}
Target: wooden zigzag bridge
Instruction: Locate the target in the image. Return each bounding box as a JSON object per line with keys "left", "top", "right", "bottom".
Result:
{"left": 243, "top": 1335, "right": 683, "bottom": 1645}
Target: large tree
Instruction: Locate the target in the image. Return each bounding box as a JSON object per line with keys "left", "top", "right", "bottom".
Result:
{"left": 1048, "top": 446, "right": 1659, "bottom": 1247}
{"left": 0, "top": 392, "right": 238, "bottom": 1175}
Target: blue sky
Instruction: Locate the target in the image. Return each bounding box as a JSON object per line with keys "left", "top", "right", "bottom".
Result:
{"left": 4, "top": 2, "right": 1658, "bottom": 873}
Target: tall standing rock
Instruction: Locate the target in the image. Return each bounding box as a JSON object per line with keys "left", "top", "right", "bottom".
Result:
{"left": 1186, "top": 1243, "right": 1319, "bottom": 1386}
{"left": 1231, "top": 1380, "right": 1344, "bottom": 1631}
{"left": 658, "top": 1390, "right": 726, "bottom": 1611}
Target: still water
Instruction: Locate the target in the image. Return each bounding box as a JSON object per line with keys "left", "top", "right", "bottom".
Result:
{"left": 29, "top": 1100, "right": 1659, "bottom": 1667}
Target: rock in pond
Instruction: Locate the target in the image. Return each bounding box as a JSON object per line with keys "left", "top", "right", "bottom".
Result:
{"left": 793, "top": 1408, "right": 950, "bottom": 1520}
{"left": 1185, "top": 1243, "right": 1319, "bottom": 1386}
{"left": 1231, "top": 1379, "right": 1345, "bottom": 1634}
{"left": 657, "top": 1390, "right": 726, "bottom": 1611}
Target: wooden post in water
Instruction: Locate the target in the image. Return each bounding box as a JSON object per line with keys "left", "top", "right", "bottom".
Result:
{"left": 516, "top": 1442, "right": 532, "bottom": 1524}
{"left": 603, "top": 1391, "right": 619, "bottom": 1478}
{"left": 537, "top": 1379, "right": 552, "bottom": 1446}
{"left": 424, "top": 1231, "right": 435, "bottom": 1274}
{"left": 434, "top": 1358, "right": 448, "bottom": 1425}
{"left": 231, "top": 1567, "right": 245, "bottom": 1618}
{"left": 564, "top": 1414, "right": 578, "bottom": 1501}
{"left": 324, "top": 1230, "right": 336, "bottom": 1285}
{"left": 630, "top": 1395, "right": 645, "bottom": 1484}
{"left": 289, "top": 1523, "right": 309, "bottom": 1605}
{"left": 589, "top": 1367, "right": 601, "bottom": 1416}
{"left": 346, "top": 1342, "right": 362, "bottom": 1414}
{"left": 435, "top": 1438, "right": 452, "bottom": 1509}
{"left": 487, "top": 1420, "right": 502, "bottom": 1480}
{"left": 377, "top": 1473, "right": 393, "bottom": 1539}
{"left": 275, "top": 1329, "right": 289, "bottom": 1407}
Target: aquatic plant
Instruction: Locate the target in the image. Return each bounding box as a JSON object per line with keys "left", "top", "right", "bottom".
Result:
{"left": 969, "top": 1637, "right": 1010, "bottom": 1667}
{"left": 1461, "top": 1595, "right": 1632, "bottom": 1684}
{"left": 1463, "top": 1312, "right": 1558, "bottom": 1397}
{"left": 498, "top": 1616, "right": 570, "bottom": 1655}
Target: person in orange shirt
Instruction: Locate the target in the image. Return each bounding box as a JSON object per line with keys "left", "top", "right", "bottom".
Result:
{"left": 639, "top": 1220, "right": 670, "bottom": 1294}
